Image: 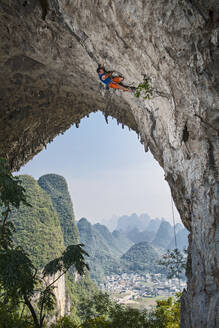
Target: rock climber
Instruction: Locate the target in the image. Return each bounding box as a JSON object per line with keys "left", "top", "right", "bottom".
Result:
{"left": 97, "top": 60, "right": 134, "bottom": 92}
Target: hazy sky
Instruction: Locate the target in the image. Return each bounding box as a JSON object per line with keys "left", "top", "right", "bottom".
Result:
{"left": 17, "top": 111, "right": 181, "bottom": 224}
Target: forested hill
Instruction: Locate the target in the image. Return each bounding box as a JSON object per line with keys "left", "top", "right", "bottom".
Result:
{"left": 11, "top": 174, "right": 185, "bottom": 286}
{"left": 38, "top": 174, "right": 79, "bottom": 246}
{"left": 11, "top": 174, "right": 97, "bottom": 321}
{"left": 12, "top": 175, "right": 64, "bottom": 268}
{"left": 77, "top": 218, "right": 122, "bottom": 283}
{"left": 121, "top": 241, "right": 163, "bottom": 274}
{"left": 77, "top": 218, "right": 166, "bottom": 281}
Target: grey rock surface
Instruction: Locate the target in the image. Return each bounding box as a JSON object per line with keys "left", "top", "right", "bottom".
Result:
{"left": 0, "top": 1, "right": 218, "bottom": 327}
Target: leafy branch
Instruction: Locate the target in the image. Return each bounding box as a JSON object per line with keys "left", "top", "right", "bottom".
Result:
{"left": 134, "top": 78, "right": 152, "bottom": 100}
{"left": 159, "top": 248, "right": 187, "bottom": 279}
{"left": 0, "top": 157, "right": 30, "bottom": 250}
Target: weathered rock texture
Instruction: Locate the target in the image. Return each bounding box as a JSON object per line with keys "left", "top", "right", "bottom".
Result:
{"left": 0, "top": 1, "right": 218, "bottom": 327}
{"left": 49, "top": 274, "right": 70, "bottom": 318}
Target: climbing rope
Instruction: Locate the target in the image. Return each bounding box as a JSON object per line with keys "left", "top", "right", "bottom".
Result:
{"left": 171, "top": 196, "right": 178, "bottom": 251}
{"left": 170, "top": 195, "right": 181, "bottom": 289}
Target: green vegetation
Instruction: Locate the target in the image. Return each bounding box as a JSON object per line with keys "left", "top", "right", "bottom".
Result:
{"left": 148, "top": 293, "right": 180, "bottom": 328}
{"left": 51, "top": 292, "right": 181, "bottom": 328}
{"left": 0, "top": 161, "right": 181, "bottom": 327}
{"left": 121, "top": 241, "right": 164, "bottom": 274}
{"left": 134, "top": 79, "right": 152, "bottom": 100}
{"left": 77, "top": 218, "right": 122, "bottom": 283}
{"left": 0, "top": 158, "right": 29, "bottom": 250}
{"left": 111, "top": 229, "right": 134, "bottom": 252}
{"left": 38, "top": 174, "right": 79, "bottom": 246}
{"left": 159, "top": 248, "right": 187, "bottom": 279}
{"left": 78, "top": 219, "right": 165, "bottom": 283}
{"left": 0, "top": 160, "right": 89, "bottom": 328}
{"left": 0, "top": 171, "right": 106, "bottom": 326}
{"left": 11, "top": 175, "right": 64, "bottom": 268}
{"left": 66, "top": 273, "right": 99, "bottom": 323}
{"left": 0, "top": 301, "right": 33, "bottom": 328}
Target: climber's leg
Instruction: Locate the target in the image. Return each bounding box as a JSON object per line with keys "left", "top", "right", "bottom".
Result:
{"left": 112, "top": 76, "right": 124, "bottom": 83}
{"left": 109, "top": 81, "right": 130, "bottom": 92}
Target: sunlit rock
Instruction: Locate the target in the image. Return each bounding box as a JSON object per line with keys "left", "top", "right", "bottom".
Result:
{"left": 0, "top": 1, "right": 218, "bottom": 326}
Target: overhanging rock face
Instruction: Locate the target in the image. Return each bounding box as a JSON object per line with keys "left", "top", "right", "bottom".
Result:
{"left": 0, "top": 1, "right": 219, "bottom": 327}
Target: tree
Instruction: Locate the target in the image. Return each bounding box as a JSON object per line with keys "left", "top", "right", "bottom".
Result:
{"left": 81, "top": 317, "right": 111, "bottom": 328}
{"left": 0, "top": 158, "right": 29, "bottom": 250}
{"left": 51, "top": 315, "right": 79, "bottom": 328}
{"left": 0, "top": 300, "right": 33, "bottom": 328}
{"left": 110, "top": 305, "right": 149, "bottom": 328}
{"left": 159, "top": 248, "right": 187, "bottom": 279}
{"left": 50, "top": 291, "right": 181, "bottom": 328}
{"left": 75, "top": 291, "right": 150, "bottom": 328}
{"left": 0, "top": 158, "right": 89, "bottom": 328}
{"left": 148, "top": 293, "right": 181, "bottom": 328}
{"left": 77, "top": 291, "right": 113, "bottom": 321}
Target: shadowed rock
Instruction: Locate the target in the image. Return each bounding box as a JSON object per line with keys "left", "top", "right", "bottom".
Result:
{"left": 0, "top": 1, "right": 218, "bottom": 326}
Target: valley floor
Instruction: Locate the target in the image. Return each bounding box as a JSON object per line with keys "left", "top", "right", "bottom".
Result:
{"left": 100, "top": 272, "right": 186, "bottom": 309}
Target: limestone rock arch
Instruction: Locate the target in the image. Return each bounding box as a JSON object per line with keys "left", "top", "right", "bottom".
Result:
{"left": 0, "top": 1, "right": 218, "bottom": 327}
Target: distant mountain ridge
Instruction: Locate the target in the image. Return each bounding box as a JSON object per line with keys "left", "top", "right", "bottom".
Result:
{"left": 112, "top": 212, "right": 188, "bottom": 251}
{"left": 168, "top": 228, "right": 189, "bottom": 251}
{"left": 12, "top": 174, "right": 188, "bottom": 287}
{"left": 93, "top": 223, "right": 133, "bottom": 255}
{"left": 77, "top": 217, "right": 167, "bottom": 281}
{"left": 77, "top": 212, "right": 188, "bottom": 283}
{"left": 77, "top": 215, "right": 188, "bottom": 283}
{"left": 152, "top": 221, "right": 173, "bottom": 249}
{"left": 126, "top": 228, "right": 155, "bottom": 244}
{"left": 116, "top": 213, "right": 151, "bottom": 233}
{"left": 77, "top": 218, "right": 134, "bottom": 283}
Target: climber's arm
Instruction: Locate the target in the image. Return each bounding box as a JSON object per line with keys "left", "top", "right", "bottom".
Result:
{"left": 102, "top": 72, "right": 113, "bottom": 80}
{"left": 98, "top": 60, "right": 113, "bottom": 79}
{"left": 100, "top": 60, "right": 104, "bottom": 68}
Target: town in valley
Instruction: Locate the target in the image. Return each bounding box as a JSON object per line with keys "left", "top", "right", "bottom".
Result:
{"left": 100, "top": 272, "right": 186, "bottom": 309}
